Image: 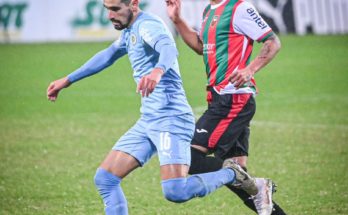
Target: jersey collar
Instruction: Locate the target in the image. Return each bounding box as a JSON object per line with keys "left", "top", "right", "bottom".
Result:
{"left": 127, "top": 11, "right": 144, "bottom": 29}
{"left": 210, "top": 0, "right": 228, "bottom": 10}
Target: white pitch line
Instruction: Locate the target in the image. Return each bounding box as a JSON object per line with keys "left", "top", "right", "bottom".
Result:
{"left": 192, "top": 106, "right": 348, "bottom": 131}
{"left": 250, "top": 120, "right": 348, "bottom": 130}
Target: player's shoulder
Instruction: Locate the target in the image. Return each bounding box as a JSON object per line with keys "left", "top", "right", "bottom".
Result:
{"left": 137, "top": 12, "right": 168, "bottom": 37}
{"left": 234, "top": 0, "right": 259, "bottom": 19}
{"left": 236, "top": 0, "right": 255, "bottom": 8}
{"left": 137, "top": 12, "right": 163, "bottom": 28}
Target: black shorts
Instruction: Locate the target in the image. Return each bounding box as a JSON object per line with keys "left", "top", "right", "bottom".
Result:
{"left": 191, "top": 89, "right": 256, "bottom": 160}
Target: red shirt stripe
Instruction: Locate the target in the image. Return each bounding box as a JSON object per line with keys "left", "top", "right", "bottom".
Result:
{"left": 208, "top": 94, "right": 251, "bottom": 148}
{"left": 207, "top": 3, "right": 228, "bottom": 86}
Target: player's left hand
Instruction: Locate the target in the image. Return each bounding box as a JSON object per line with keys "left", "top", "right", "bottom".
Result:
{"left": 137, "top": 68, "right": 164, "bottom": 97}
{"left": 228, "top": 67, "right": 254, "bottom": 89}
{"left": 47, "top": 77, "right": 71, "bottom": 102}
{"left": 165, "top": 0, "right": 182, "bottom": 24}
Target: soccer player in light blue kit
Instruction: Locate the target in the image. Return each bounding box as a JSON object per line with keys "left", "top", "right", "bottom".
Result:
{"left": 47, "top": 0, "right": 257, "bottom": 214}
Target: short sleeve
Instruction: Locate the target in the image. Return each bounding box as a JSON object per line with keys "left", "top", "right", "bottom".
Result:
{"left": 233, "top": 1, "right": 273, "bottom": 42}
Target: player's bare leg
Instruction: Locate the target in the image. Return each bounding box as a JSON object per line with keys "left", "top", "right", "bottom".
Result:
{"left": 100, "top": 150, "right": 140, "bottom": 178}
{"left": 160, "top": 164, "right": 189, "bottom": 180}
{"left": 230, "top": 155, "right": 247, "bottom": 168}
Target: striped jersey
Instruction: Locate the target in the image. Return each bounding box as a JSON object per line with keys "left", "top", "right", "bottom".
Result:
{"left": 199, "top": 0, "right": 273, "bottom": 95}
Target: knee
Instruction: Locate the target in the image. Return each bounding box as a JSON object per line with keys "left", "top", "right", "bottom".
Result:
{"left": 94, "top": 168, "right": 120, "bottom": 188}
{"left": 94, "top": 168, "right": 105, "bottom": 186}
{"left": 161, "top": 178, "right": 188, "bottom": 203}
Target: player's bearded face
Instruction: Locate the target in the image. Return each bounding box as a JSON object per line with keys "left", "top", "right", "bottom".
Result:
{"left": 110, "top": 9, "right": 133, "bottom": 30}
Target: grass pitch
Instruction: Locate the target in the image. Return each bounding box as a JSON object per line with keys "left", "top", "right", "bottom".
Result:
{"left": 0, "top": 35, "right": 347, "bottom": 214}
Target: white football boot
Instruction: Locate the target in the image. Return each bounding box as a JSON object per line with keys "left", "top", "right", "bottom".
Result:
{"left": 252, "top": 178, "right": 275, "bottom": 215}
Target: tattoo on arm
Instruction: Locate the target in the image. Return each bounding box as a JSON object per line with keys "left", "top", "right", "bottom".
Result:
{"left": 258, "top": 35, "right": 280, "bottom": 61}
{"left": 250, "top": 34, "right": 280, "bottom": 74}
{"left": 259, "top": 45, "right": 271, "bottom": 60}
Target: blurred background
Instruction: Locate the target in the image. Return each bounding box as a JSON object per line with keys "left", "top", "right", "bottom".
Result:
{"left": 1, "top": 0, "right": 348, "bottom": 214}
{"left": 1, "top": 0, "right": 348, "bottom": 43}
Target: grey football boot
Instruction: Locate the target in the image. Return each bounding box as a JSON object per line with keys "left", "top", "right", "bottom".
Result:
{"left": 222, "top": 158, "right": 258, "bottom": 196}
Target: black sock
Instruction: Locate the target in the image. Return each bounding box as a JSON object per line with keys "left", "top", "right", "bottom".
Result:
{"left": 271, "top": 202, "right": 287, "bottom": 215}
{"left": 226, "top": 184, "right": 258, "bottom": 213}
{"left": 189, "top": 147, "right": 286, "bottom": 214}
{"left": 189, "top": 147, "right": 222, "bottom": 174}
{"left": 189, "top": 148, "right": 257, "bottom": 213}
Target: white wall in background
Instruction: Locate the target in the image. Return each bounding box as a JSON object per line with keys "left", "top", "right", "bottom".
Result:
{"left": 1, "top": 0, "right": 347, "bottom": 43}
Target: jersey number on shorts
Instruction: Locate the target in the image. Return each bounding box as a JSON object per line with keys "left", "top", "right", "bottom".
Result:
{"left": 160, "top": 132, "right": 171, "bottom": 151}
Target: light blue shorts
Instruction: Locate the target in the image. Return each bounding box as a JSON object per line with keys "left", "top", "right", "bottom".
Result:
{"left": 112, "top": 113, "right": 195, "bottom": 166}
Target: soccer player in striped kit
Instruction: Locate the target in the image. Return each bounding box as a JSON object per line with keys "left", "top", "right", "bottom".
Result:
{"left": 166, "top": 0, "right": 286, "bottom": 214}
{"left": 47, "top": 0, "right": 259, "bottom": 214}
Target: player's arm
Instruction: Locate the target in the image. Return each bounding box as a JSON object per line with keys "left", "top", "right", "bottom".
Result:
{"left": 137, "top": 37, "right": 177, "bottom": 97}
{"left": 229, "top": 34, "right": 281, "bottom": 88}
{"left": 137, "top": 22, "right": 179, "bottom": 97}
{"left": 228, "top": 1, "right": 281, "bottom": 88}
{"left": 47, "top": 42, "right": 127, "bottom": 101}
{"left": 166, "top": 0, "right": 203, "bottom": 55}
{"left": 247, "top": 34, "right": 281, "bottom": 74}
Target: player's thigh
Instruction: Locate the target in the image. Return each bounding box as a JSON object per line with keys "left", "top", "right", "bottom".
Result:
{"left": 148, "top": 113, "right": 195, "bottom": 176}
{"left": 215, "top": 124, "right": 252, "bottom": 161}
{"left": 222, "top": 127, "right": 250, "bottom": 167}
{"left": 160, "top": 164, "right": 190, "bottom": 180}
{"left": 220, "top": 132, "right": 249, "bottom": 167}
{"left": 106, "top": 119, "right": 156, "bottom": 177}
{"left": 100, "top": 150, "right": 140, "bottom": 178}
{"left": 191, "top": 108, "right": 227, "bottom": 151}
{"left": 191, "top": 90, "right": 236, "bottom": 150}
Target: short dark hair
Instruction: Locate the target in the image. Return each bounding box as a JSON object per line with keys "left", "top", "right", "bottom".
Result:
{"left": 121, "top": 0, "right": 131, "bottom": 5}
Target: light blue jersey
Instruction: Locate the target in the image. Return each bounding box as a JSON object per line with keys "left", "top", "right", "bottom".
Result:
{"left": 112, "top": 12, "right": 192, "bottom": 118}
{"left": 67, "top": 11, "right": 195, "bottom": 166}
{"left": 111, "top": 12, "right": 194, "bottom": 165}
{"left": 68, "top": 11, "right": 192, "bottom": 118}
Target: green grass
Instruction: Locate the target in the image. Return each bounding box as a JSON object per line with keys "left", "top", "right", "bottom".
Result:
{"left": 1, "top": 35, "right": 348, "bottom": 214}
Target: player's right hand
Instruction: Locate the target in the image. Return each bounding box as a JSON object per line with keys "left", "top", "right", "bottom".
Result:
{"left": 228, "top": 67, "right": 254, "bottom": 89}
{"left": 165, "top": 0, "right": 182, "bottom": 24}
{"left": 47, "top": 77, "right": 71, "bottom": 102}
{"left": 137, "top": 68, "right": 164, "bottom": 97}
